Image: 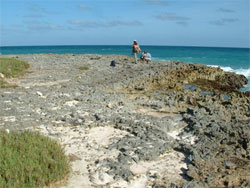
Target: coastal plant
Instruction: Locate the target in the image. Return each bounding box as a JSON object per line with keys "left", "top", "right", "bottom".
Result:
{"left": 77, "top": 66, "right": 89, "bottom": 70}
{"left": 0, "top": 57, "right": 30, "bottom": 77}
{"left": 0, "top": 78, "right": 10, "bottom": 88}
{"left": 0, "top": 57, "right": 30, "bottom": 88}
{"left": 0, "top": 130, "right": 70, "bottom": 188}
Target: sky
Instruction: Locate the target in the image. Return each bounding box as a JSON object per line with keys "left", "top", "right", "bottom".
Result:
{"left": 0, "top": 0, "right": 249, "bottom": 47}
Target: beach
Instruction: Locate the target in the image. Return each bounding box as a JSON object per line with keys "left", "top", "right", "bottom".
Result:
{"left": 0, "top": 54, "right": 249, "bottom": 188}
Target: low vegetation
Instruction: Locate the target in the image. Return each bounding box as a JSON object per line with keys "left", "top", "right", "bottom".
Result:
{"left": 0, "top": 57, "right": 30, "bottom": 88}
{"left": 0, "top": 130, "right": 70, "bottom": 188}
{"left": 0, "top": 78, "right": 10, "bottom": 88}
{"left": 77, "top": 66, "right": 89, "bottom": 70}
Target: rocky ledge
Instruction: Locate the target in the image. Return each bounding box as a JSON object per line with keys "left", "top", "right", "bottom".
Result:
{"left": 0, "top": 54, "right": 249, "bottom": 188}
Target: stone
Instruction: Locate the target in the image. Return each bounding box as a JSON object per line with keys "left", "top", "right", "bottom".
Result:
{"left": 68, "top": 153, "right": 81, "bottom": 162}
{"left": 0, "top": 73, "right": 4, "bottom": 78}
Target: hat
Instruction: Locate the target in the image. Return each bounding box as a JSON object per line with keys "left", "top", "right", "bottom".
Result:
{"left": 134, "top": 40, "right": 137, "bottom": 42}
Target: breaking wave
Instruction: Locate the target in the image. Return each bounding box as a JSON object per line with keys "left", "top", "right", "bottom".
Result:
{"left": 208, "top": 65, "right": 250, "bottom": 78}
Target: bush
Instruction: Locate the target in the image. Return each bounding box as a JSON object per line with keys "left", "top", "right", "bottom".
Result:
{"left": 77, "top": 66, "right": 89, "bottom": 70}
{"left": 0, "top": 58, "right": 30, "bottom": 88}
{"left": 0, "top": 58, "right": 30, "bottom": 78}
{"left": 0, "top": 130, "right": 70, "bottom": 188}
{"left": 0, "top": 78, "right": 9, "bottom": 88}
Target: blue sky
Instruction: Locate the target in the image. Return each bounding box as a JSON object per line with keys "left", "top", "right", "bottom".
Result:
{"left": 0, "top": 0, "right": 249, "bottom": 47}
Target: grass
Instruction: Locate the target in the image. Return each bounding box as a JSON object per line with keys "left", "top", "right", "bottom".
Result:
{"left": 0, "top": 78, "right": 10, "bottom": 88}
{"left": 77, "top": 66, "right": 89, "bottom": 71}
{"left": 0, "top": 130, "right": 70, "bottom": 188}
{"left": 0, "top": 57, "right": 30, "bottom": 88}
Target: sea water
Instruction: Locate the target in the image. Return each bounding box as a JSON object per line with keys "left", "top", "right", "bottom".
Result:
{"left": 1, "top": 45, "right": 249, "bottom": 91}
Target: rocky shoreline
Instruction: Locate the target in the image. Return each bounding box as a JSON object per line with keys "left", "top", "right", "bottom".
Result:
{"left": 0, "top": 54, "right": 249, "bottom": 188}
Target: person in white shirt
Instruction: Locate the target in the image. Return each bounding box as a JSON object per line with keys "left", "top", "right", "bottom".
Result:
{"left": 141, "top": 51, "right": 151, "bottom": 63}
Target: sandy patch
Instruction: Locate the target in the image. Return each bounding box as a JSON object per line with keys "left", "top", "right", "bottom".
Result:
{"left": 23, "top": 79, "right": 71, "bottom": 88}
{"left": 2, "top": 116, "right": 16, "bottom": 122}
{"left": 32, "top": 125, "right": 130, "bottom": 188}
{"left": 31, "top": 122, "right": 189, "bottom": 187}
{"left": 87, "top": 126, "right": 128, "bottom": 147}
{"left": 130, "top": 151, "right": 187, "bottom": 183}
{"left": 64, "top": 100, "right": 79, "bottom": 107}
{"left": 137, "top": 107, "right": 183, "bottom": 118}
{"left": 168, "top": 129, "right": 197, "bottom": 145}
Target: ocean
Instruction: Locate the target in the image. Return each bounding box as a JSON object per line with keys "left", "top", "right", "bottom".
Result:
{"left": 1, "top": 45, "right": 249, "bottom": 91}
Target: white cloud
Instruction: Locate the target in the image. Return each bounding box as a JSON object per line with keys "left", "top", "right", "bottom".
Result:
{"left": 217, "top": 8, "right": 235, "bottom": 13}
{"left": 23, "top": 14, "right": 43, "bottom": 18}
{"left": 176, "top": 21, "right": 188, "bottom": 26}
{"left": 69, "top": 20, "right": 99, "bottom": 28}
{"left": 144, "top": 0, "right": 168, "bottom": 6}
{"left": 23, "top": 20, "right": 64, "bottom": 31}
{"left": 69, "top": 20, "right": 143, "bottom": 28}
{"left": 210, "top": 18, "right": 239, "bottom": 26}
{"left": 107, "top": 20, "right": 143, "bottom": 27}
{"left": 28, "top": 4, "right": 58, "bottom": 15}
{"left": 154, "top": 13, "right": 191, "bottom": 26}
{"left": 155, "top": 13, "right": 190, "bottom": 21}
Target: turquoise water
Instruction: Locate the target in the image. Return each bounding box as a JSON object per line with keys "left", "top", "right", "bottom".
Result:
{"left": 1, "top": 45, "right": 249, "bottom": 91}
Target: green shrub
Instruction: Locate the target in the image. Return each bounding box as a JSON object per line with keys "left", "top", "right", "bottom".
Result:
{"left": 0, "top": 58, "right": 30, "bottom": 88}
{"left": 0, "top": 78, "right": 9, "bottom": 88}
{"left": 0, "top": 130, "right": 70, "bottom": 188}
{"left": 0, "top": 58, "right": 30, "bottom": 78}
{"left": 77, "top": 66, "right": 89, "bottom": 70}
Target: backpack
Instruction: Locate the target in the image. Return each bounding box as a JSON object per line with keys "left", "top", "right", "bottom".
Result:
{"left": 110, "top": 60, "right": 116, "bottom": 67}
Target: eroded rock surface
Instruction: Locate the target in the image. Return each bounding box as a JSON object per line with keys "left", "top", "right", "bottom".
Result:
{"left": 0, "top": 54, "right": 249, "bottom": 188}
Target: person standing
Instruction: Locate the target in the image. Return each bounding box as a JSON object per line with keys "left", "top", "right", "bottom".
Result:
{"left": 132, "top": 40, "right": 141, "bottom": 63}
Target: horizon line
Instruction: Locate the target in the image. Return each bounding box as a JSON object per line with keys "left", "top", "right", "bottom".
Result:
{"left": 0, "top": 44, "right": 249, "bottom": 49}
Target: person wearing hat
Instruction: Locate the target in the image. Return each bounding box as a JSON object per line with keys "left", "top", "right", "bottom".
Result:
{"left": 132, "top": 40, "right": 141, "bottom": 63}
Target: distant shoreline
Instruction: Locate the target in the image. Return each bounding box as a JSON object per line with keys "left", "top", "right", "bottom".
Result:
{"left": 1, "top": 46, "right": 249, "bottom": 92}
{"left": 1, "top": 44, "right": 249, "bottom": 49}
